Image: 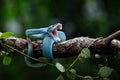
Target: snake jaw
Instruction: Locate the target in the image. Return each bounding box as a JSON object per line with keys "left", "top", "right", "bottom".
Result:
{"left": 49, "top": 23, "right": 62, "bottom": 42}
{"left": 56, "top": 23, "right": 62, "bottom": 30}
{"left": 51, "top": 29, "right": 61, "bottom": 42}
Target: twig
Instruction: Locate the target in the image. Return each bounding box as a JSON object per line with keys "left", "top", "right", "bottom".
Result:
{"left": 2, "top": 43, "right": 55, "bottom": 66}
{"left": 104, "top": 30, "right": 120, "bottom": 44}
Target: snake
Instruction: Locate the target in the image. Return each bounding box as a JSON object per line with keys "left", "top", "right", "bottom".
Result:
{"left": 25, "top": 23, "right": 66, "bottom": 67}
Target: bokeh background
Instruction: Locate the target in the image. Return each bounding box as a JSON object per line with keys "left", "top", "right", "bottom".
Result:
{"left": 0, "top": 0, "right": 120, "bottom": 80}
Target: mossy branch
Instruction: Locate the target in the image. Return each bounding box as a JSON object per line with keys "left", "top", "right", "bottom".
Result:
{"left": 0, "top": 30, "right": 120, "bottom": 58}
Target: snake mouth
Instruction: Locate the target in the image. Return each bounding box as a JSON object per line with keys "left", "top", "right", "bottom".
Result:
{"left": 50, "top": 23, "right": 62, "bottom": 42}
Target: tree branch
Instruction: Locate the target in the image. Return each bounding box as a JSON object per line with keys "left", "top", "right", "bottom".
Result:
{"left": 104, "top": 30, "right": 120, "bottom": 44}
{"left": 0, "top": 30, "right": 120, "bottom": 58}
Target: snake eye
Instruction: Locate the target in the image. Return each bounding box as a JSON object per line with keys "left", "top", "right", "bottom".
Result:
{"left": 52, "top": 24, "right": 56, "bottom": 27}
{"left": 51, "top": 25, "right": 54, "bottom": 28}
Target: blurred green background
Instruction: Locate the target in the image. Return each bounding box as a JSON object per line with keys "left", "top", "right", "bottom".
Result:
{"left": 0, "top": 0, "right": 120, "bottom": 80}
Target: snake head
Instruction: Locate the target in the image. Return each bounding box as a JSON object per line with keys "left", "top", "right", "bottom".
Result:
{"left": 47, "top": 23, "right": 62, "bottom": 42}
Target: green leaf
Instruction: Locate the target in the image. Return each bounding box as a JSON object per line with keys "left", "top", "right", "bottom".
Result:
{"left": 56, "top": 75, "right": 64, "bottom": 80}
{"left": 3, "top": 56, "right": 12, "bottom": 65}
{"left": 56, "top": 63, "right": 65, "bottom": 72}
{"left": 69, "top": 68, "right": 76, "bottom": 74}
{"left": 38, "top": 57, "right": 49, "bottom": 63}
{"left": 80, "top": 48, "right": 91, "bottom": 58}
{"left": 116, "top": 53, "right": 120, "bottom": 60}
{"left": 1, "top": 51, "right": 6, "bottom": 56}
{"left": 0, "top": 51, "right": 9, "bottom": 56}
{"left": 0, "top": 32, "right": 14, "bottom": 39}
{"left": 0, "top": 32, "right": 3, "bottom": 37}
{"left": 83, "top": 76, "right": 93, "bottom": 80}
{"left": 95, "top": 54, "right": 101, "bottom": 58}
{"left": 79, "top": 48, "right": 91, "bottom": 62}
{"left": 103, "top": 78, "right": 109, "bottom": 80}
{"left": 79, "top": 56, "right": 86, "bottom": 63}
{"left": 98, "top": 66, "right": 113, "bottom": 78}
{"left": 66, "top": 69, "right": 76, "bottom": 80}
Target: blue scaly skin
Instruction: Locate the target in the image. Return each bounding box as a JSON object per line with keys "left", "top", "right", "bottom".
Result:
{"left": 25, "top": 23, "right": 66, "bottom": 67}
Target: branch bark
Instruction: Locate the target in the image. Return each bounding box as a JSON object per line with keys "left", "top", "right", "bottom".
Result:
{"left": 0, "top": 30, "right": 120, "bottom": 58}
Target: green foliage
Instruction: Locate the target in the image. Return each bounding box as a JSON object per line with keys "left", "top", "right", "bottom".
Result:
{"left": 56, "top": 75, "right": 64, "bottom": 80}
{"left": 0, "top": 32, "right": 14, "bottom": 65}
{"left": 0, "top": 32, "right": 2, "bottom": 36}
{"left": 98, "top": 66, "right": 113, "bottom": 78}
{"left": 116, "top": 52, "right": 120, "bottom": 60}
{"left": 0, "top": 32, "right": 14, "bottom": 39}
{"left": 103, "top": 78, "right": 109, "bottom": 80}
{"left": 69, "top": 68, "right": 76, "bottom": 74}
{"left": 0, "top": 50, "right": 12, "bottom": 66}
{"left": 80, "top": 48, "right": 91, "bottom": 58}
{"left": 38, "top": 57, "right": 49, "bottom": 63}
{"left": 0, "top": 51, "right": 9, "bottom": 56}
{"left": 3, "top": 56, "right": 12, "bottom": 65}
{"left": 79, "top": 48, "right": 91, "bottom": 62}
{"left": 66, "top": 69, "right": 76, "bottom": 80}
{"left": 55, "top": 48, "right": 95, "bottom": 80}
{"left": 95, "top": 54, "right": 101, "bottom": 59}
{"left": 56, "top": 63, "right": 65, "bottom": 72}
{"left": 0, "top": 32, "right": 14, "bottom": 66}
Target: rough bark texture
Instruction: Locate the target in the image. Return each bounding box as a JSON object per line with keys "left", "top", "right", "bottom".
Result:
{"left": 0, "top": 30, "right": 120, "bottom": 59}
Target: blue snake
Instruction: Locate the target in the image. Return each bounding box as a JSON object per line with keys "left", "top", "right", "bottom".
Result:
{"left": 25, "top": 23, "right": 66, "bottom": 67}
